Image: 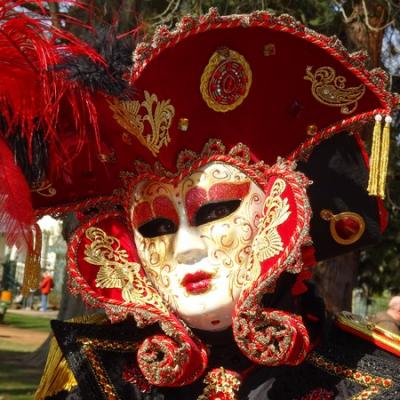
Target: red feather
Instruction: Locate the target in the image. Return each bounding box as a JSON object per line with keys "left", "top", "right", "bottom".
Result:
{"left": 0, "top": 1, "right": 104, "bottom": 167}
{"left": 0, "top": 136, "right": 34, "bottom": 250}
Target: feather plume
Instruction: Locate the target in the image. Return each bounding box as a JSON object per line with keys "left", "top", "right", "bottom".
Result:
{"left": 0, "top": 0, "right": 105, "bottom": 180}
{"left": 0, "top": 136, "right": 34, "bottom": 249}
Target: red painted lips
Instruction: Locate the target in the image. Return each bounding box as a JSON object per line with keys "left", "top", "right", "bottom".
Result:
{"left": 181, "top": 271, "right": 213, "bottom": 294}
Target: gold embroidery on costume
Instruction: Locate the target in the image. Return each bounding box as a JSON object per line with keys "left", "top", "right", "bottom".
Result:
{"left": 304, "top": 66, "right": 365, "bottom": 114}
{"left": 200, "top": 48, "right": 252, "bottom": 112}
{"left": 253, "top": 179, "right": 290, "bottom": 263}
{"left": 197, "top": 367, "right": 241, "bottom": 400}
{"left": 84, "top": 227, "right": 168, "bottom": 313}
{"left": 308, "top": 352, "right": 393, "bottom": 399}
{"left": 31, "top": 180, "right": 57, "bottom": 197}
{"left": 108, "top": 91, "right": 175, "bottom": 156}
{"left": 79, "top": 338, "right": 140, "bottom": 399}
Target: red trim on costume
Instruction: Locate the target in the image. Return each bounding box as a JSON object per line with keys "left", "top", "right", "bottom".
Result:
{"left": 34, "top": 195, "right": 119, "bottom": 218}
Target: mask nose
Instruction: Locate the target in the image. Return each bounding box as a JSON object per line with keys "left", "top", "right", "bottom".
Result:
{"left": 174, "top": 224, "right": 207, "bottom": 265}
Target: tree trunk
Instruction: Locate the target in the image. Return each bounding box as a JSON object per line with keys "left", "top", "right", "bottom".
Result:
{"left": 314, "top": 252, "right": 360, "bottom": 314}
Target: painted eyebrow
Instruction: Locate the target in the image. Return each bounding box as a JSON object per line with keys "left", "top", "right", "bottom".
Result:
{"left": 185, "top": 181, "right": 250, "bottom": 225}
{"left": 133, "top": 196, "right": 178, "bottom": 227}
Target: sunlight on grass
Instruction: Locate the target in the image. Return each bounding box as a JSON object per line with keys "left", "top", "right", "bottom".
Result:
{"left": 2, "top": 313, "right": 52, "bottom": 333}
{"left": 0, "top": 352, "right": 41, "bottom": 400}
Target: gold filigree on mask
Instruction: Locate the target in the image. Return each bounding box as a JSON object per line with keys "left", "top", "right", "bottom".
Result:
{"left": 304, "top": 66, "right": 366, "bottom": 114}
{"left": 108, "top": 91, "right": 175, "bottom": 156}
{"left": 84, "top": 227, "right": 168, "bottom": 313}
{"left": 247, "top": 179, "right": 290, "bottom": 282}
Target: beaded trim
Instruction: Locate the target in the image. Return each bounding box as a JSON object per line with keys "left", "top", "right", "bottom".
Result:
{"left": 308, "top": 352, "right": 393, "bottom": 400}
{"left": 78, "top": 337, "right": 139, "bottom": 400}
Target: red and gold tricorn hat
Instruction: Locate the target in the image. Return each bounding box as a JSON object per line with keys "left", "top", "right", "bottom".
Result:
{"left": 26, "top": 9, "right": 397, "bottom": 212}
{"left": 0, "top": 7, "right": 396, "bottom": 221}
{"left": 0, "top": 5, "right": 399, "bottom": 386}
{"left": 11, "top": 8, "right": 394, "bottom": 258}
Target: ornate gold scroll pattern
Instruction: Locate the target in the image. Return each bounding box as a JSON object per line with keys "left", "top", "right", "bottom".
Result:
{"left": 108, "top": 91, "right": 175, "bottom": 156}
{"left": 248, "top": 178, "right": 290, "bottom": 282}
{"left": 84, "top": 227, "right": 168, "bottom": 313}
{"left": 304, "top": 66, "right": 366, "bottom": 114}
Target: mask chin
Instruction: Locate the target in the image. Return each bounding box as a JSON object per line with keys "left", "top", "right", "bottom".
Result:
{"left": 176, "top": 294, "right": 238, "bottom": 332}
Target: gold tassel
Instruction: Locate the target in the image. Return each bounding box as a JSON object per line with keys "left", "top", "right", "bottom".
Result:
{"left": 21, "top": 223, "right": 42, "bottom": 297}
{"left": 34, "top": 337, "right": 77, "bottom": 400}
{"left": 377, "top": 116, "right": 392, "bottom": 199}
{"left": 367, "top": 114, "right": 382, "bottom": 197}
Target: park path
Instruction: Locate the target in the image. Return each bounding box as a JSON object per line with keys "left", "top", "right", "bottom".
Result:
{"left": 0, "top": 309, "right": 57, "bottom": 349}
{"left": 0, "top": 324, "right": 48, "bottom": 348}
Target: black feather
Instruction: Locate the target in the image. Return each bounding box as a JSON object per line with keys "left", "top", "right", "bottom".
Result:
{"left": 57, "top": 27, "right": 136, "bottom": 98}
{"left": 4, "top": 121, "right": 49, "bottom": 187}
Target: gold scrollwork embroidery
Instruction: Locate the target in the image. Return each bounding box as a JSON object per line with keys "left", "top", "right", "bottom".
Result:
{"left": 246, "top": 178, "right": 291, "bottom": 283}
{"left": 78, "top": 338, "right": 140, "bottom": 399}
{"left": 84, "top": 227, "right": 168, "bottom": 314}
{"left": 31, "top": 180, "right": 57, "bottom": 197}
{"left": 108, "top": 91, "right": 175, "bottom": 157}
{"left": 304, "top": 66, "right": 366, "bottom": 114}
{"left": 197, "top": 367, "right": 241, "bottom": 400}
{"left": 253, "top": 178, "right": 290, "bottom": 262}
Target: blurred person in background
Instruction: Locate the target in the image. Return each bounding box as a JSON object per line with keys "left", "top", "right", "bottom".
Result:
{"left": 39, "top": 272, "right": 53, "bottom": 312}
{"left": 371, "top": 296, "right": 400, "bottom": 335}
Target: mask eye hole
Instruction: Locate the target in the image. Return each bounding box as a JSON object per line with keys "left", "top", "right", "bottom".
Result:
{"left": 194, "top": 200, "right": 241, "bottom": 226}
{"left": 138, "top": 218, "right": 177, "bottom": 238}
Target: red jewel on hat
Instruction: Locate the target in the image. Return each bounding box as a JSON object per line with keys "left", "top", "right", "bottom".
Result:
{"left": 320, "top": 210, "right": 366, "bottom": 245}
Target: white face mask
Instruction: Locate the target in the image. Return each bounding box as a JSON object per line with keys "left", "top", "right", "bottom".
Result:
{"left": 130, "top": 162, "right": 265, "bottom": 331}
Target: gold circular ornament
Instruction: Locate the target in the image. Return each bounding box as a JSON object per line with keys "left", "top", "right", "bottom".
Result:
{"left": 200, "top": 47, "right": 252, "bottom": 112}
{"left": 320, "top": 209, "right": 365, "bottom": 245}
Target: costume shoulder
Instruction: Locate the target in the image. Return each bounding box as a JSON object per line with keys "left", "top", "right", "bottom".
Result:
{"left": 35, "top": 314, "right": 170, "bottom": 400}
{"left": 252, "top": 312, "right": 399, "bottom": 400}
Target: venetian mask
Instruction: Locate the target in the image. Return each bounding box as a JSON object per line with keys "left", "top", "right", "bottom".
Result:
{"left": 130, "top": 161, "right": 266, "bottom": 331}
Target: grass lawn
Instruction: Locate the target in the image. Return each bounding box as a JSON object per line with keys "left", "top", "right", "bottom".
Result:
{"left": 2, "top": 313, "right": 52, "bottom": 333}
{"left": 0, "top": 313, "right": 52, "bottom": 400}
{"left": 0, "top": 351, "right": 41, "bottom": 400}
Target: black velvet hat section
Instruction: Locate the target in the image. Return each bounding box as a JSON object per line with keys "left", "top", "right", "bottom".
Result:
{"left": 298, "top": 133, "right": 382, "bottom": 260}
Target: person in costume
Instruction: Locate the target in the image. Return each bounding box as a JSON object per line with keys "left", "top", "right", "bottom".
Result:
{"left": 0, "top": 3, "right": 399, "bottom": 399}
{"left": 370, "top": 296, "right": 400, "bottom": 335}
